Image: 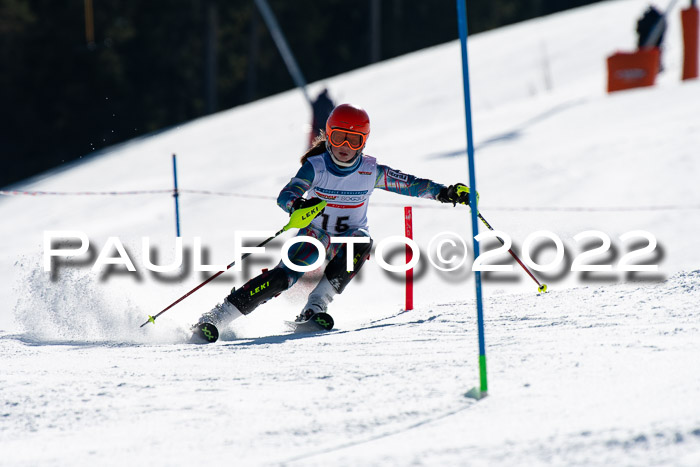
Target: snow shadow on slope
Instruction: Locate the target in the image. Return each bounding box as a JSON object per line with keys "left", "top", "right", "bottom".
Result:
{"left": 429, "top": 98, "right": 586, "bottom": 159}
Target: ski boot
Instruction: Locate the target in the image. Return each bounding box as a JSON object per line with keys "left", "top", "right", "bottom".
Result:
{"left": 191, "top": 299, "right": 242, "bottom": 344}
{"left": 191, "top": 268, "right": 290, "bottom": 343}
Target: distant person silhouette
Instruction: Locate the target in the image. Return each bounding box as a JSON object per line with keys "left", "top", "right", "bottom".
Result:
{"left": 309, "top": 89, "right": 335, "bottom": 147}
{"left": 637, "top": 5, "right": 667, "bottom": 70}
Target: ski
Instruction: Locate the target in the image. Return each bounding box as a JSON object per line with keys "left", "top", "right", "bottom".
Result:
{"left": 285, "top": 312, "right": 334, "bottom": 333}
{"left": 190, "top": 322, "right": 219, "bottom": 343}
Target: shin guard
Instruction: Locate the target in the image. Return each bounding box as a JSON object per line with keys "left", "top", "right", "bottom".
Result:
{"left": 324, "top": 237, "right": 373, "bottom": 293}
{"left": 226, "top": 268, "right": 289, "bottom": 315}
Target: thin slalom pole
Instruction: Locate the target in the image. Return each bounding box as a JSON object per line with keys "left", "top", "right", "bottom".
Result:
{"left": 172, "top": 154, "right": 181, "bottom": 237}
{"left": 139, "top": 199, "right": 327, "bottom": 328}
{"left": 456, "top": 0, "right": 488, "bottom": 399}
{"left": 253, "top": 0, "right": 312, "bottom": 105}
{"left": 404, "top": 206, "right": 414, "bottom": 311}
{"left": 139, "top": 227, "right": 285, "bottom": 327}
{"left": 477, "top": 212, "right": 547, "bottom": 293}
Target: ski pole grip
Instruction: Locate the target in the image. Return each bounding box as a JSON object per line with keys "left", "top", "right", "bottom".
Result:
{"left": 285, "top": 199, "right": 327, "bottom": 230}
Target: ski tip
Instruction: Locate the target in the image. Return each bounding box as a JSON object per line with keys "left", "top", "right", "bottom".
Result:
{"left": 537, "top": 284, "right": 548, "bottom": 294}
{"left": 312, "top": 312, "right": 334, "bottom": 331}
{"left": 191, "top": 322, "right": 219, "bottom": 344}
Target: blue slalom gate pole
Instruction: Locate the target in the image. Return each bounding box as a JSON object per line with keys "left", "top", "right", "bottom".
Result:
{"left": 172, "top": 154, "right": 181, "bottom": 237}
{"left": 456, "top": 0, "right": 488, "bottom": 399}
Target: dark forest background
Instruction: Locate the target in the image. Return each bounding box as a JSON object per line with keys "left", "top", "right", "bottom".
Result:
{"left": 0, "top": 0, "right": 606, "bottom": 187}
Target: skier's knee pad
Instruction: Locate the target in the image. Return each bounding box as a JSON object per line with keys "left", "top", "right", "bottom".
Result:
{"left": 226, "top": 267, "right": 289, "bottom": 315}
{"left": 324, "top": 237, "right": 373, "bottom": 294}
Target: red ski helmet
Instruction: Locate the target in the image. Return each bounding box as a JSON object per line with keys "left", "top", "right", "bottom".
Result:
{"left": 325, "top": 104, "right": 370, "bottom": 145}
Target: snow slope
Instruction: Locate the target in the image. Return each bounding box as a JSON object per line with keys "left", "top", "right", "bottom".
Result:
{"left": 2, "top": 0, "right": 700, "bottom": 465}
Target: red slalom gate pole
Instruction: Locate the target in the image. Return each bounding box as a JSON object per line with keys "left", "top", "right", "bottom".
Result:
{"left": 404, "top": 206, "right": 414, "bottom": 311}
{"left": 682, "top": 3, "right": 699, "bottom": 80}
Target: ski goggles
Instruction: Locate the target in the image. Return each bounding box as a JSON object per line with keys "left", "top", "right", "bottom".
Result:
{"left": 327, "top": 128, "right": 366, "bottom": 150}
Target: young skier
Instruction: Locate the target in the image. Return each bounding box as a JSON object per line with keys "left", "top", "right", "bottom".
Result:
{"left": 194, "top": 103, "right": 475, "bottom": 339}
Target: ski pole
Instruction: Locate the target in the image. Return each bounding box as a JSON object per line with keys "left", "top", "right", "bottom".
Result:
{"left": 140, "top": 199, "right": 327, "bottom": 327}
{"left": 477, "top": 212, "right": 548, "bottom": 293}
